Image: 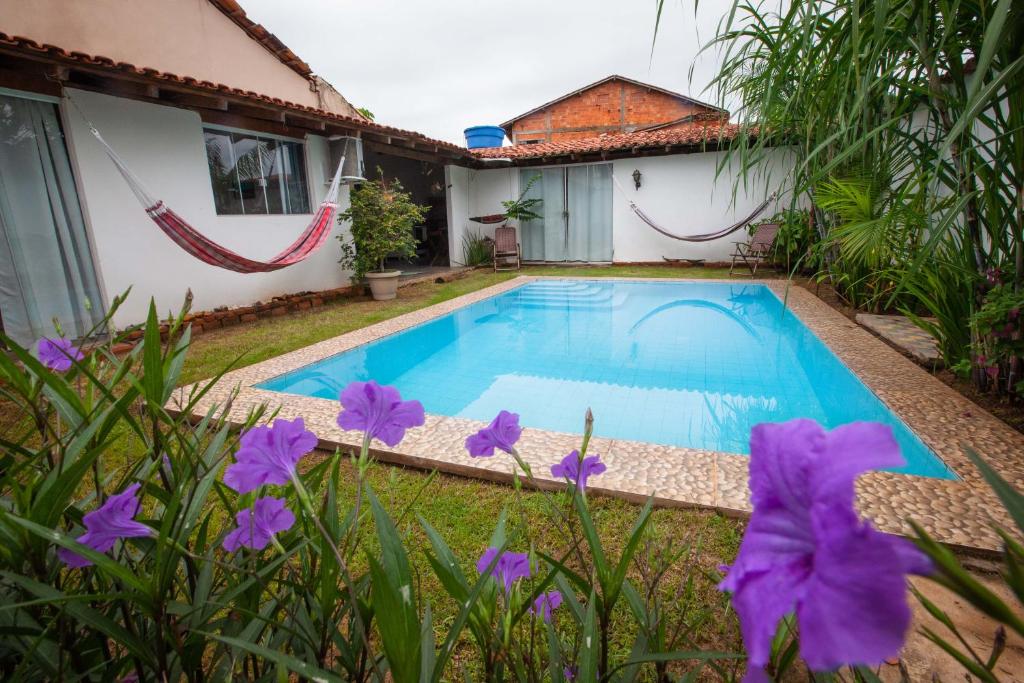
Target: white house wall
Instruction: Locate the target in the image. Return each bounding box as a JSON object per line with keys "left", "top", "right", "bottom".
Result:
{"left": 611, "top": 151, "right": 791, "bottom": 262}
{"left": 455, "top": 150, "right": 792, "bottom": 264}
{"left": 445, "top": 165, "right": 516, "bottom": 266}
{"left": 444, "top": 165, "right": 471, "bottom": 266}
{"left": 62, "top": 88, "right": 350, "bottom": 327}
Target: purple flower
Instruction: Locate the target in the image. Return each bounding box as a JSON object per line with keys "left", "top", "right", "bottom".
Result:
{"left": 476, "top": 547, "right": 531, "bottom": 593}
{"left": 337, "top": 380, "right": 424, "bottom": 447}
{"left": 550, "top": 451, "right": 606, "bottom": 491}
{"left": 223, "top": 497, "right": 295, "bottom": 552}
{"left": 58, "top": 483, "right": 152, "bottom": 568}
{"left": 563, "top": 666, "right": 577, "bottom": 681}
{"left": 465, "top": 410, "right": 522, "bottom": 457}
{"left": 719, "top": 420, "right": 932, "bottom": 680}
{"left": 222, "top": 418, "right": 317, "bottom": 494}
{"left": 528, "top": 590, "right": 563, "bottom": 622}
{"left": 37, "top": 337, "right": 84, "bottom": 372}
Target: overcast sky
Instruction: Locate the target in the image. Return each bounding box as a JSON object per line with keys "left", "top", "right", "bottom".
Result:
{"left": 239, "top": 0, "right": 735, "bottom": 145}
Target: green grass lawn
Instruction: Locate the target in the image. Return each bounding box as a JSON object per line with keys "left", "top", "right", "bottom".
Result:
{"left": 174, "top": 265, "right": 749, "bottom": 671}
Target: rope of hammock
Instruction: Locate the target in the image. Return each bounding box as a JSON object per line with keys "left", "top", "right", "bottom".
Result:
{"left": 611, "top": 174, "right": 775, "bottom": 243}
{"left": 67, "top": 93, "right": 348, "bottom": 274}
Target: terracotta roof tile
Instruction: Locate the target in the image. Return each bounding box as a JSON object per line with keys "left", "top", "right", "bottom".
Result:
{"left": 471, "top": 121, "right": 747, "bottom": 160}
{"left": 0, "top": 32, "right": 472, "bottom": 159}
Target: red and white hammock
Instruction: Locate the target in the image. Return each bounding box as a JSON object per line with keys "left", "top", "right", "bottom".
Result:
{"left": 85, "top": 117, "right": 347, "bottom": 274}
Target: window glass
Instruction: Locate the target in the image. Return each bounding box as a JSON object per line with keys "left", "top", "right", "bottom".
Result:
{"left": 204, "top": 130, "right": 242, "bottom": 215}
{"left": 280, "top": 141, "right": 310, "bottom": 213}
{"left": 203, "top": 128, "right": 310, "bottom": 215}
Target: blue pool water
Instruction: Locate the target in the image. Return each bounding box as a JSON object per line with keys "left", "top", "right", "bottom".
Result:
{"left": 259, "top": 280, "right": 955, "bottom": 479}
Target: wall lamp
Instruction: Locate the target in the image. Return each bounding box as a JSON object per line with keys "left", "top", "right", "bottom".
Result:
{"left": 632, "top": 168, "right": 642, "bottom": 190}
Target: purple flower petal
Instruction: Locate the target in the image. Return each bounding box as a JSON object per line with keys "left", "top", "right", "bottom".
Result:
{"left": 720, "top": 419, "right": 930, "bottom": 678}
{"left": 528, "top": 590, "right": 563, "bottom": 622}
{"left": 465, "top": 410, "right": 522, "bottom": 457}
{"left": 550, "top": 451, "right": 606, "bottom": 491}
{"left": 337, "top": 381, "right": 424, "bottom": 447}
{"left": 476, "top": 547, "right": 531, "bottom": 593}
{"left": 37, "top": 337, "right": 84, "bottom": 372}
{"left": 222, "top": 418, "right": 317, "bottom": 494}
{"left": 58, "top": 483, "right": 151, "bottom": 567}
{"left": 223, "top": 496, "right": 295, "bottom": 552}
{"left": 798, "top": 513, "right": 917, "bottom": 669}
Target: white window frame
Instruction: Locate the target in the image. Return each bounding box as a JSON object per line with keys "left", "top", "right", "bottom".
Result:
{"left": 201, "top": 124, "right": 313, "bottom": 216}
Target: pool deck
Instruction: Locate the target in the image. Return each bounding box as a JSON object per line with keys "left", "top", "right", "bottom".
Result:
{"left": 173, "top": 276, "right": 1024, "bottom": 554}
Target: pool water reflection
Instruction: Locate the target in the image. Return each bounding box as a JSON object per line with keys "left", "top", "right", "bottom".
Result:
{"left": 258, "top": 280, "right": 954, "bottom": 479}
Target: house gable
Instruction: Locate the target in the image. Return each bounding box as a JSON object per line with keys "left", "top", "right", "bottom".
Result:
{"left": 502, "top": 75, "right": 727, "bottom": 144}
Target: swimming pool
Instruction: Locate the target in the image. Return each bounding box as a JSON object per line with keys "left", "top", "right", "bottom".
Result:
{"left": 258, "top": 279, "right": 954, "bottom": 479}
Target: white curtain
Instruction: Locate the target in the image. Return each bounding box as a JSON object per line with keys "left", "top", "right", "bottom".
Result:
{"left": 567, "top": 164, "right": 612, "bottom": 262}
{"left": 519, "top": 168, "right": 566, "bottom": 261}
{"left": 0, "top": 94, "right": 103, "bottom": 346}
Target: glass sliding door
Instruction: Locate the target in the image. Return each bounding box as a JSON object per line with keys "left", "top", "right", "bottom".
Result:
{"left": 0, "top": 92, "right": 103, "bottom": 346}
{"left": 519, "top": 168, "right": 566, "bottom": 262}
{"left": 567, "top": 164, "right": 613, "bottom": 262}
{"left": 518, "top": 164, "right": 612, "bottom": 262}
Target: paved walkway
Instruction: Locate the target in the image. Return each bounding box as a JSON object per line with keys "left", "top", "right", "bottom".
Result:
{"left": 856, "top": 313, "right": 941, "bottom": 366}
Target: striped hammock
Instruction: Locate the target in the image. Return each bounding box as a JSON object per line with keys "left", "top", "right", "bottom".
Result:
{"left": 84, "top": 118, "right": 346, "bottom": 274}
{"left": 611, "top": 174, "right": 775, "bottom": 243}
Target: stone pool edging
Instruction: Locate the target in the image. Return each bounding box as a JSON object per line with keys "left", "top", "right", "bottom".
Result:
{"left": 172, "top": 276, "right": 1024, "bottom": 554}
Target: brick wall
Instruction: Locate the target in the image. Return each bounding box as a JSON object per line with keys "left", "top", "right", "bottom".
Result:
{"left": 507, "top": 79, "right": 724, "bottom": 144}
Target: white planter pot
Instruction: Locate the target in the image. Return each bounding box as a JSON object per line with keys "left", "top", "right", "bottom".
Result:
{"left": 365, "top": 270, "right": 401, "bottom": 300}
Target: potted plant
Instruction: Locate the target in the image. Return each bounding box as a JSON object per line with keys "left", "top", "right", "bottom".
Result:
{"left": 338, "top": 169, "right": 427, "bottom": 301}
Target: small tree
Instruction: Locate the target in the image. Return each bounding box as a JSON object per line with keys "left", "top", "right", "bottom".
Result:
{"left": 500, "top": 173, "right": 543, "bottom": 223}
{"left": 338, "top": 169, "right": 427, "bottom": 281}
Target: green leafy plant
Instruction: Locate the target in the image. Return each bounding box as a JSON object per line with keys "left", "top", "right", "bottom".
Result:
{"left": 753, "top": 208, "right": 816, "bottom": 273}
{"left": 969, "top": 280, "right": 1024, "bottom": 395}
{"left": 338, "top": 168, "right": 427, "bottom": 281}
{"left": 502, "top": 174, "right": 544, "bottom": 223}
{"left": 462, "top": 230, "right": 493, "bottom": 267}
{"left": 677, "top": 0, "right": 1024, "bottom": 383}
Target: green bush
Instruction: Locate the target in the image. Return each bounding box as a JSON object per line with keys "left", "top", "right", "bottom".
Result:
{"left": 338, "top": 169, "right": 427, "bottom": 281}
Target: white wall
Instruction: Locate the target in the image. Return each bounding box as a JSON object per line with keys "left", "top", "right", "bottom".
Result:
{"left": 63, "top": 88, "right": 351, "bottom": 327}
{"left": 444, "top": 165, "right": 471, "bottom": 266}
{"left": 456, "top": 150, "right": 792, "bottom": 264}
{"left": 611, "top": 151, "right": 791, "bottom": 262}
{"left": 446, "top": 165, "right": 517, "bottom": 266}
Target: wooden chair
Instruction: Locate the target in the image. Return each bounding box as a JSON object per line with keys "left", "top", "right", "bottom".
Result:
{"left": 492, "top": 226, "right": 521, "bottom": 272}
{"left": 729, "top": 223, "right": 780, "bottom": 276}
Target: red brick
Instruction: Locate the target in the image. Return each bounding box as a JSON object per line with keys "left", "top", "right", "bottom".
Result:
{"left": 507, "top": 77, "right": 723, "bottom": 144}
{"left": 270, "top": 306, "right": 288, "bottom": 316}
{"left": 240, "top": 313, "right": 258, "bottom": 323}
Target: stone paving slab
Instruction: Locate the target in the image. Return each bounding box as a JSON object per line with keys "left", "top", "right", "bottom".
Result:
{"left": 172, "top": 276, "right": 1024, "bottom": 555}
{"left": 856, "top": 313, "right": 941, "bottom": 366}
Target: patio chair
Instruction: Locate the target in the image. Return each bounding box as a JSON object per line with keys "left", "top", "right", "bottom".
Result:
{"left": 729, "top": 223, "right": 780, "bottom": 276}
{"left": 492, "top": 226, "right": 521, "bottom": 272}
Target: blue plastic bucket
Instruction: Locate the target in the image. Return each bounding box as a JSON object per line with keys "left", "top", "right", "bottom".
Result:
{"left": 464, "top": 125, "right": 506, "bottom": 149}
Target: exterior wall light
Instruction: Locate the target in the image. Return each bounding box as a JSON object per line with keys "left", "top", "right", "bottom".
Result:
{"left": 632, "top": 168, "right": 642, "bottom": 190}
